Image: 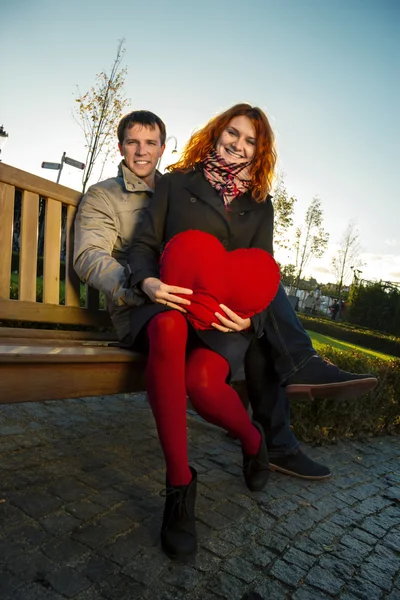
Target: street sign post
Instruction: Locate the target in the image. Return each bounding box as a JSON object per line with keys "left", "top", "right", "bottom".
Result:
{"left": 41, "top": 151, "right": 85, "bottom": 184}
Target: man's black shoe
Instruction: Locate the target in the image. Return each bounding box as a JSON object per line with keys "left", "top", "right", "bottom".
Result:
{"left": 242, "top": 422, "right": 270, "bottom": 491}
{"left": 284, "top": 356, "right": 378, "bottom": 401}
{"left": 269, "top": 449, "right": 331, "bottom": 480}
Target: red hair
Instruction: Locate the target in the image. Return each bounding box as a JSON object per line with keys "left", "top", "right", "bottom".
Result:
{"left": 168, "top": 103, "right": 277, "bottom": 202}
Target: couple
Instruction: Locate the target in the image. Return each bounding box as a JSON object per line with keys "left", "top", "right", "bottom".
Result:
{"left": 74, "top": 105, "right": 377, "bottom": 560}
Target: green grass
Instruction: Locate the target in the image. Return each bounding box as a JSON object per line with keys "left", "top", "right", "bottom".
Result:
{"left": 308, "top": 330, "right": 396, "bottom": 361}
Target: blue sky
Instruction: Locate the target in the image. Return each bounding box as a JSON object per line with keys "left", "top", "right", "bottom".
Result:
{"left": 1, "top": 0, "right": 399, "bottom": 284}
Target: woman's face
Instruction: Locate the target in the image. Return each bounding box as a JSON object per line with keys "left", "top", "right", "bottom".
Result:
{"left": 215, "top": 115, "right": 256, "bottom": 164}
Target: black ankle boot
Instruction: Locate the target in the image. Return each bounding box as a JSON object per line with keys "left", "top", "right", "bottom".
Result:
{"left": 242, "top": 422, "right": 270, "bottom": 491}
{"left": 161, "top": 466, "right": 197, "bottom": 560}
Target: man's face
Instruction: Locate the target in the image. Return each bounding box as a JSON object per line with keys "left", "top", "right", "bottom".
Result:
{"left": 118, "top": 123, "right": 165, "bottom": 185}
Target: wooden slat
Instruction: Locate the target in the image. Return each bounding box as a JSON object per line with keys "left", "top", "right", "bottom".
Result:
{"left": 65, "top": 205, "right": 80, "bottom": 306}
{"left": 0, "top": 327, "right": 117, "bottom": 341}
{"left": 19, "top": 191, "right": 39, "bottom": 301}
{"left": 0, "top": 299, "right": 111, "bottom": 326}
{"left": 0, "top": 362, "right": 146, "bottom": 403}
{"left": 0, "top": 344, "right": 142, "bottom": 363}
{"left": 87, "top": 284, "right": 100, "bottom": 310}
{"left": 0, "top": 182, "right": 15, "bottom": 299}
{"left": 0, "top": 162, "right": 81, "bottom": 207}
{"left": 43, "top": 198, "right": 62, "bottom": 304}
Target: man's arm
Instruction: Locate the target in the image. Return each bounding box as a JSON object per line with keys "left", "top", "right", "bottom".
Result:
{"left": 74, "top": 186, "right": 142, "bottom": 306}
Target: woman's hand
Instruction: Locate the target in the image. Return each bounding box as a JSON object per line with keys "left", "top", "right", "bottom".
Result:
{"left": 141, "top": 277, "right": 192, "bottom": 313}
{"left": 212, "top": 304, "right": 251, "bottom": 333}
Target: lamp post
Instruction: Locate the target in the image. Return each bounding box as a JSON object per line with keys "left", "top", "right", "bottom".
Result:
{"left": 157, "top": 135, "right": 178, "bottom": 171}
{"left": 0, "top": 125, "right": 9, "bottom": 162}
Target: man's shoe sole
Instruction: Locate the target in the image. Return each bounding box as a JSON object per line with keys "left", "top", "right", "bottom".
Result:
{"left": 269, "top": 463, "right": 332, "bottom": 480}
{"left": 285, "top": 377, "right": 378, "bottom": 401}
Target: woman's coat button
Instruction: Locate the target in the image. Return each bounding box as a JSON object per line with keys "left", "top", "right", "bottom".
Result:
{"left": 190, "top": 197, "right": 197, "bottom": 203}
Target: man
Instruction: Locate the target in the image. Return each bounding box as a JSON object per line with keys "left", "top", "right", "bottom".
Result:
{"left": 74, "top": 110, "right": 377, "bottom": 482}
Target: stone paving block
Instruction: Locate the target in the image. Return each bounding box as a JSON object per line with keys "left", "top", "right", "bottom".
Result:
{"left": 340, "top": 534, "right": 372, "bottom": 556}
{"left": 291, "top": 585, "right": 332, "bottom": 600}
{"left": 2, "top": 582, "right": 66, "bottom": 600}
{"left": 245, "top": 545, "right": 275, "bottom": 568}
{"left": 317, "top": 554, "right": 355, "bottom": 581}
{"left": 359, "top": 517, "right": 387, "bottom": 539}
{"left": 99, "top": 530, "right": 144, "bottom": 566}
{"left": 7, "top": 549, "right": 56, "bottom": 582}
{"left": 282, "top": 547, "right": 316, "bottom": 571}
{"left": 11, "top": 491, "right": 64, "bottom": 519}
{"left": 294, "top": 537, "right": 325, "bottom": 557}
{"left": 98, "top": 572, "right": 146, "bottom": 600}
{"left": 251, "top": 579, "right": 289, "bottom": 600}
{"left": 206, "top": 571, "right": 247, "bottom": 600}
{"left": 71, "top": 523, "right": 111, "bottom": 549}
{"left": 40, "top": 511, "right": 81, "bottom": 535}
{"left": 41, "top": 536, "right": 88, "bottom": 564}
{"left": 47, "top": 477, "right": 93, "bottom": 502}
{"left": 353, "top": 495, "right": 394, "bottom": 516}
{"left": 360, "top": 561, "right": 393, "bottom": 592}
{"left": 162, "top": 564, "right": 200, "bottom": 592}
{"left": 45, "top": 566, "right": 91, "bottom": 598}
{"left": 192, "top": 548, "right": 221, "bottom": 572}
{"left": 200, "top": 534, "right": 236, "bottom": 557}
{"left": 214, "top": 499, "right": 249, "bottom": 521}
{"left": 222, "top": 556, "right": 259, "bottom": 584}
{"left": 350, "top": 527, "right": 378, "bottom": 546}
{"left": 264, "top": 499, "right": 299, "bottom": 519}
{"left": 122, "top": 547, "right": 169, "bottom": 585}
{"left": 383, "top": 530, "right": 400, "bottom": 553}
{"left": 0, "top": 570, "right": 24, "bottom": 596}
{"left": 346, "top": 576, "right": 384, "bottom": 599}
{"left": 305, "top": 564, "right": 345, "bottom": 595}
{"left": 270, "top": 559, "right": 306, "bottom": 588}
{"left": 6, "top": 523, "right": 51, "bottom": 549}
{"left": 65, "top": 499, "right": 105, "bottom": 520}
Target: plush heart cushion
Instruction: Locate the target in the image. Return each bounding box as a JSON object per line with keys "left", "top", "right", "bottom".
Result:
{"left": 159, "top": 230, "right": 280, "bottom": 330}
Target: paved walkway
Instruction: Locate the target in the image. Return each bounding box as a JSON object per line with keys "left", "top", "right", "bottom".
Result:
{"left": 0, "top": 393, "right": 399, "bottom": 600}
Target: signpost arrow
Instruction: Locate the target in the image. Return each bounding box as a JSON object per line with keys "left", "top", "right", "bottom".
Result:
{"left": 41, "top": 151, "right": 85, "bottom": 184}
{"left": 64, "top": 156, "right": 85, "bottom": 170}
{"left": 41, "top": 162, "right": 61, "bottom": 170}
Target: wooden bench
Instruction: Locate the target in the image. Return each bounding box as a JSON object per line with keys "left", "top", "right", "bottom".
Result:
{"left": 0, "top": 163, "right": 246, "bottom": 405}
{"left": 0, "top": 163, "right": 148, "bottom": 403}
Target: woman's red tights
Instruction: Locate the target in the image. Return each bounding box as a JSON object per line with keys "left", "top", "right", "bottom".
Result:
{"left": 146, "top": 311, "right": 261, "bottom": 486}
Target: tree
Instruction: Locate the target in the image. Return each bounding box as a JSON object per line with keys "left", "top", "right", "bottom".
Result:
{"left": 293, "top": 197, "right": 329, "bottom": 291}
{"left": 75, "top": 40, "right": 129, "bottom": 193}
{"left": 272, "top": 174, "right": 297, "bottom": 250}
{"left": 331, "top": 220, "right": 363, "bottom": 298}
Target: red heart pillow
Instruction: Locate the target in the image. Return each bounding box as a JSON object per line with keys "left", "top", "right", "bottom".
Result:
{"left": 160, "top": 230, "right": 280, "bottom": 330}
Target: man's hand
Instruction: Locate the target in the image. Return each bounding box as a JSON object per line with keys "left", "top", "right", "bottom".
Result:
{"left": 212, "top": 304, "right": 251, "bottom": 333}
{"left": 141, "top": 277, "right": 192, "bottom": 313}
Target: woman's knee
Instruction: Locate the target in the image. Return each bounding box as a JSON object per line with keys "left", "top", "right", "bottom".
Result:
{"left": 147, "top": 310, "right": 188, "bottom": 341}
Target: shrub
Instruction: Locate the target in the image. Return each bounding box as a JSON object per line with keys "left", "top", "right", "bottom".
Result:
{"left": 289, "top": 346, "right": 399, "bottom": 444}
{"left": 298, "top": 314, "right": 400, "bottom": 358}
{"left": 233, "top": 345, "right": 399, "bottom": 444}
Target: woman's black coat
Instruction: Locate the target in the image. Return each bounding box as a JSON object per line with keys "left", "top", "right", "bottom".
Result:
{"left": 127, "top": 168, "right": 275, "bottom": 377}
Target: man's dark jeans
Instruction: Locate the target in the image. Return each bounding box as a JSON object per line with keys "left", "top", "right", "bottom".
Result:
{"left": 245, "top": 285, "right": 315, "bottom": 457}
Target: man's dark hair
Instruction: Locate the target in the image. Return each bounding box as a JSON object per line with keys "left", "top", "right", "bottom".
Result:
{"left": 117, "top": 110, "right": 166, "bottom": 145}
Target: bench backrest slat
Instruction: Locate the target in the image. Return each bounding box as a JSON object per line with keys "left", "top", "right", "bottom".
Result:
{"left": 19, "top": 191, "right": 40, "bottom": 302}
{"left": 65, "top": 204, "right": 81, "bottom": 307}
{"left": 0, "top": 183, "right": 15, "bottom": 299}
{"left": 43, "top": 198, "right": 62, "bottom": 304}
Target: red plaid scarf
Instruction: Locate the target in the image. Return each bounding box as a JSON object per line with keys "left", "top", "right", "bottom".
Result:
{"left": 203, "top": 149, "right": 252, "bottom": 206}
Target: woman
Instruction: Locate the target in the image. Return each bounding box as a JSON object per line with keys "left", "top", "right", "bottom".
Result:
{"left": 127, "top": 103, "right": 277, "bottom": 560}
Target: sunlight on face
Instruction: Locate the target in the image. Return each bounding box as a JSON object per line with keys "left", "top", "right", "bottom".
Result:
{"left": 215, "top": 115, "right": 256, "bottom": 164}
